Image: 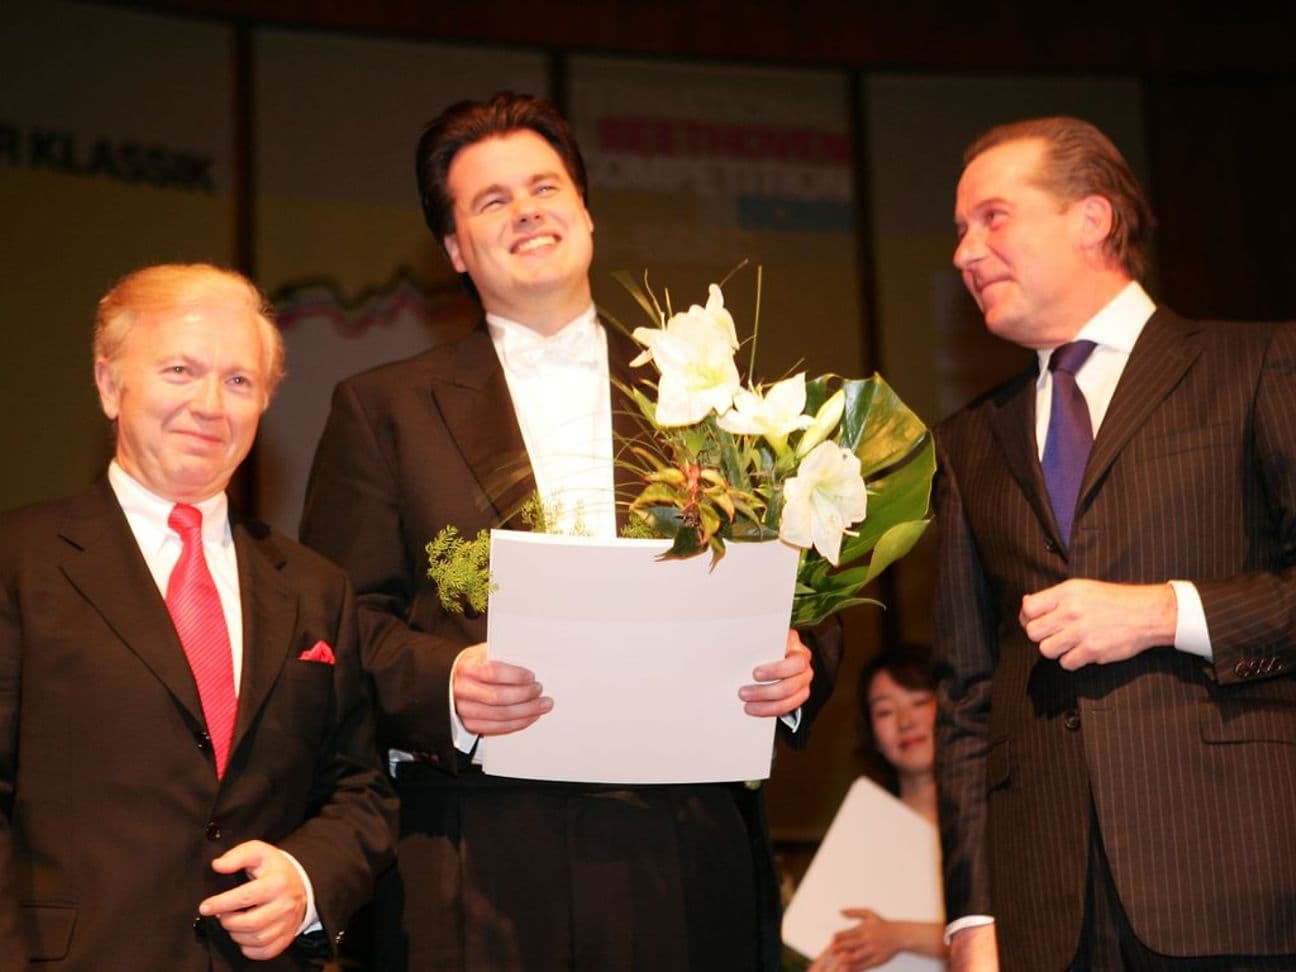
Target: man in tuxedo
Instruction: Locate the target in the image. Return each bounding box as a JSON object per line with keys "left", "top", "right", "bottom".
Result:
{"left": 933, "top": 116, "right": 1296, "bottom": 970}
{"left": 300, "top": 92, "right": 841, "bottom": 971}
{"left": 0, "top": 264, "right": 396, "bottom": 970}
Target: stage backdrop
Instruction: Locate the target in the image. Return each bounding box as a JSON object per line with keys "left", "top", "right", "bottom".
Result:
{"left": 251, "top": 29, "right": 549, "bottom": 532}
{"left": 0, "top": 0, "right": 234, "bottom": 511}
{"left": 570, "top": 54, "right": 866, "bottom": 386}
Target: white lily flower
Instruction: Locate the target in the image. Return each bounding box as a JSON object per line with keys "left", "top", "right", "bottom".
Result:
{"left": 631, "top": 284, "right": 741, "bottom": 426}
{"left": 779, "top": 440, "right": 868, "bottom": 564}
{"left": 796, "top": 387, "right": 846, "bottom": 457}
{"left": 718, "top": 373, "right": 814, "bottom": 455}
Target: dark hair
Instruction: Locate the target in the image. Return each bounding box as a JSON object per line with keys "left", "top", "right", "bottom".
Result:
{"left": 963, "top": 116, "right": 1155, "bottom": 280}
{"left": 856, "top": 644, "right": 936, "bottom": 792}
{"left": 414, "top": 91, "right": 590, "bottom": 241}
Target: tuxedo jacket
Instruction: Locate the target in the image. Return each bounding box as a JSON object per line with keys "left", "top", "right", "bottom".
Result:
{"left": 933, "top": 310, "right": 1296, "bottom": 969}
{"left": 300, "top": 321, "right": 842, "bottom": 970}
{"left": 0, "top": 480, "right": 397, "bottom": 971}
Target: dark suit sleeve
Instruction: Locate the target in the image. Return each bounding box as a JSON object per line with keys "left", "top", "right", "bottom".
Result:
{"left": 778, "top": 615, "right": 844, "bottom": 750}
{"left": 0, "top": 544, "right": 28, "bottom": 966}
{"left": 300, "top": 379, "right": 464, "bottom": 768}
{"left": 1195, "top": 322, "right": 1296, "bottom": 684}
{"left": 276, "top": 570, "right": 398, "bottom": 944}
{"left": 931, "top": 430, "right": 998, "bottom": 922}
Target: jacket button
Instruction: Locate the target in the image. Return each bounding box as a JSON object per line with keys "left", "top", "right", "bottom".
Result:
{"left": 205, "top": 821, "right": 223, "bottom": 841}
{"left": 1063, "top": 710, "right": 1081, "bottom": 731}
{"left": 1045, "top": 539, "right": 1060, "bottom": 554}
{"left": 195, "top": 730, "right": 212, "bottom": 753}
{"left": 193, "top": 916, "right": 208, "bottom": 941}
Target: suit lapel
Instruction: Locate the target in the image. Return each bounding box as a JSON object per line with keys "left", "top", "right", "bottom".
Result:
{"left": 56, "top": 480, "right": 206, "bottom": 730}
{"left": 1078, "top": 309, "right": 1200, "bottom": 508}
{"left": 230, "top": 518, "right": 297, "bottom": 757}
{"left": 429, "top": 318, "right": 646, "bottom": 533}
{"left": 987, "top": 368, "right": 1061, "bottom": 542}
{"left": 428, "top": 323, "right": 537, "bottom": 527}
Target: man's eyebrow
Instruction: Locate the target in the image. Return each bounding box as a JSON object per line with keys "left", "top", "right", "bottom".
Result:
{"left": 955, "top": 194, "right": 1012, "bottom": 224}
{"left": 467, "top": 182, "right": 508, "bottom": 210}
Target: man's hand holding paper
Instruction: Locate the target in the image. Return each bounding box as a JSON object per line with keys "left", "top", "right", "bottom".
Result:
{"left": 452, "top": 642, "right": 553, "bottom": 736}
{"left": 741, "top": 629, "right": 813, "bottom": 718}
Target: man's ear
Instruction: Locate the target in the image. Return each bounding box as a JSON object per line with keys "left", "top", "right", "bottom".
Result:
{"left": 444, "top": 234, "right": 467, "bottom": 274}
{"left": 93, "top": 358, "right": 121, "bottom": 421}
{"left": 1075, "top": 194, "right": 1114, "bottom": 253}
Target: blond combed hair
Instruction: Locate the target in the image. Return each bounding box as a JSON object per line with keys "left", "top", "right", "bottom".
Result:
{"left": 94, "top": 263, "right": 285, "bottom": 397}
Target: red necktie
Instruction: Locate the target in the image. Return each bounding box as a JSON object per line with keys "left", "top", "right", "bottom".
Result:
{"left": 166, "top": 503, "right": 237, "bottom": 778}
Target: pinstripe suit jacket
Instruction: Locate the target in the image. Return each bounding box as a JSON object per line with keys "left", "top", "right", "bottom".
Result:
{"left": 932, "top": 309, "right": 1296, "bottom": 969}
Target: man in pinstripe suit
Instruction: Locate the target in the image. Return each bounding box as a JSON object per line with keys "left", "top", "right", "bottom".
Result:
{"left": 933, "top": 116, "right": 1296, "bottom": 970}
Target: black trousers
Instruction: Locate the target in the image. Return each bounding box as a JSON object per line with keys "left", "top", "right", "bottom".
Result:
{"left": 351, "top": 767, "right": 761, "bottom": 971}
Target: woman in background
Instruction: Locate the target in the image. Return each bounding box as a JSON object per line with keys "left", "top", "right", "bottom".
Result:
{"left": 809, "top": 647, "right": 948, "bottom": 970}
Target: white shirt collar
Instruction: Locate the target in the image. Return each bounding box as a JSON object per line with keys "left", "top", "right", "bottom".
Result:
{"left": 1036, "top": 280, "right": 1156, "bottom": 380}
{"left": 107, "top": 460, "right": 231, "bottom": 550}
{"left": 485, "top": 305, "right": 598, "bottom": 341}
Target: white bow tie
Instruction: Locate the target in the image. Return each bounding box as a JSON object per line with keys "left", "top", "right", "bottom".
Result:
{"left": 497, "top": 319, "right": 601, "bottom": 376}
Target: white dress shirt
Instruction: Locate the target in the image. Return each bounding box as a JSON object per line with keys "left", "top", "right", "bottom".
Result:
{"left": 107, "top": 461, "right": 319, "bottom": 934}
{"left": 449, "top": 307, "right": 615, "bottom": 758}
{"left": 489, "top": 306, "right": 617, "bottom": 537}
{"left": 1031, "top": 281, "right": 1210, "bottom": 659}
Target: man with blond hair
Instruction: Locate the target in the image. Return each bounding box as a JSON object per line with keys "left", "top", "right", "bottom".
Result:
{"left": 0, "top": 264, "right": 395, "bottom": 970}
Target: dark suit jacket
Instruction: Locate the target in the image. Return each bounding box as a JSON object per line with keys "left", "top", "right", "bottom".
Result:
{"left": 933, "top": 310, "right": 1296, "bottom": 969}
{"left": 300, "top": 321, "right": 841, "bottom": 971}
{"left": 0, "top": 480, "right": 397, "bottom": 971}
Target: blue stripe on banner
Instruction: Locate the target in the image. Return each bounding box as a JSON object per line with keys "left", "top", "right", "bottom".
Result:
{"left": 736, "top": 195, "right": 855, "bottom": 232}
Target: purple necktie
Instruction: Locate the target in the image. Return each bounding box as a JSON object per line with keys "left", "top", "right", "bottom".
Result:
{"left": 1041, "top": 340, "right": 1096, "bottom": 545}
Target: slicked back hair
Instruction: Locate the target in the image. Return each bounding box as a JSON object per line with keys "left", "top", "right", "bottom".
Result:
{"left": 964, "top": 116, "right": 1155, "bottom": 280}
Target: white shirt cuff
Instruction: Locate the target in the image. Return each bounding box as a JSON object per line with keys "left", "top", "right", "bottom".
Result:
{"left": 780, "top": 708, "right": 802, "bottom": 733}
{"left": 448, "top": 649, "right": 480, "bottom": 755}
{"left": 944, "top": 914, "right": 994, "bottom": 946}
{"left": 279, "top": 849, "right": 320, "bottom": 935}
{"left": 1169, "top": 579, "right": 1212, "bottom": 659}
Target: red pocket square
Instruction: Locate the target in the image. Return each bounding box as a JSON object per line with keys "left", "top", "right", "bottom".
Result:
{"left": 298, "top": 641, "right": 335, "bottom": 665}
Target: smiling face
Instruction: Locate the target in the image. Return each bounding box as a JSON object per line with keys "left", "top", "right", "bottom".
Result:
{"left": 95, "top": 300, "right": 269, "bottom": 503}
{"left": 442, "top": 130, "right": 594, "bottom": 335}
{"left": 867, "top": 668, "right": 937, "bottom": 781}
{"left": 953, "top": 137, "right": 1114, "bottom": 350}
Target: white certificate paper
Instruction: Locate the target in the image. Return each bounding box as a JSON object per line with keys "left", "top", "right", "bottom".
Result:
{"left": 783, "top": 776, "right": 946, "bottom": 969}
{"left": 482, "top": 530, "right": 800, "bottom": 784}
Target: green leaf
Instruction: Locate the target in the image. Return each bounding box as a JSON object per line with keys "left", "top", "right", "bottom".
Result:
{"left": 836, "top": 436, "right": 935, "bottom": 565}
{"left": 662, "top": 527, "right": 704, "bottom": 559}
{"left": 611, "top": 269, "right": 664, "bottom": 324}
{"left": 834, "top": 375, "right": 929, "bottom": 479}
{"left": 804, "top": 374, "right": 834, "bottom": 417}
{"left": 791, "top": 592, "right": 884, "bottom": 629}
{"left": 631, "top": 482, "right": 687, "bottom": 508}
